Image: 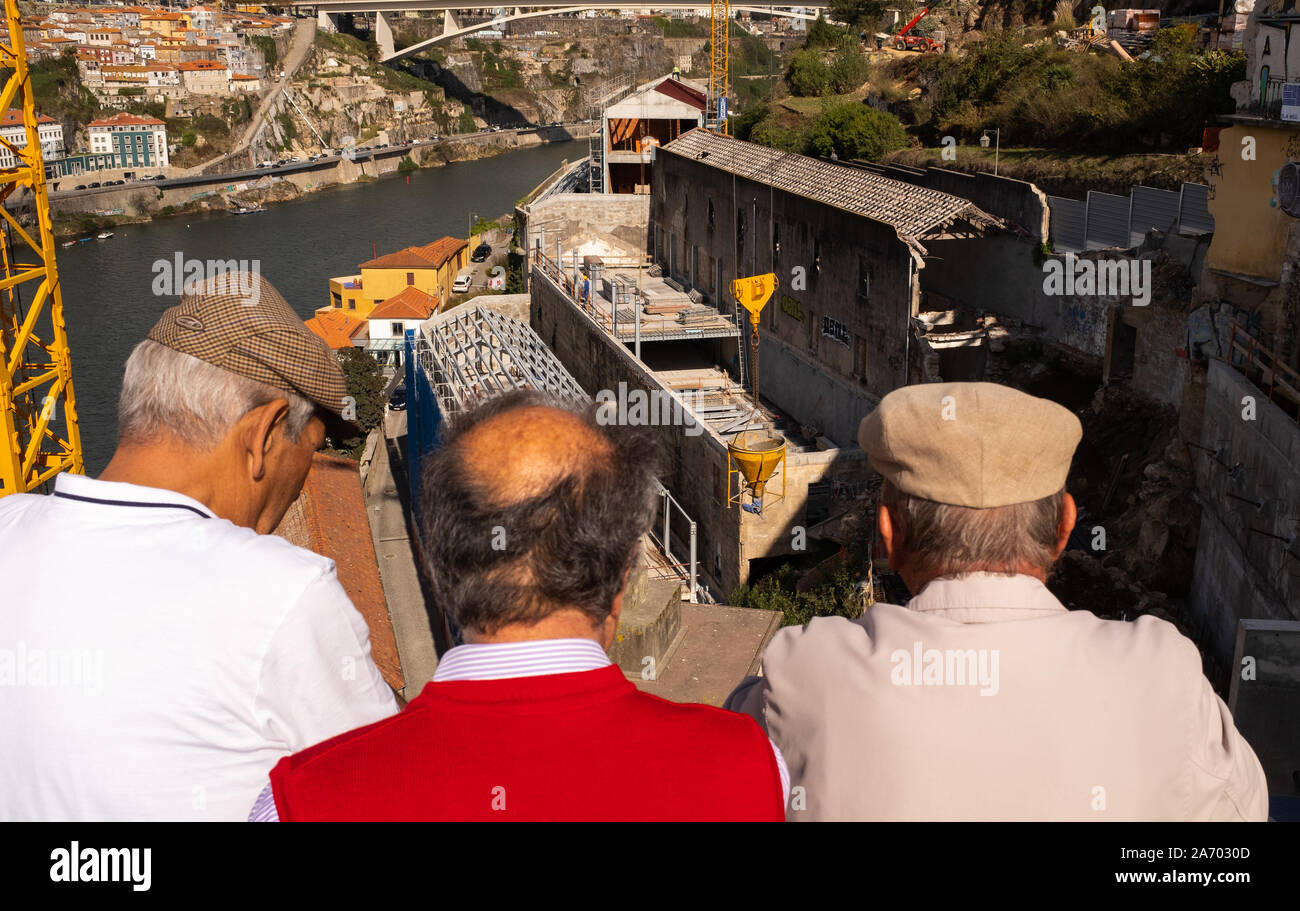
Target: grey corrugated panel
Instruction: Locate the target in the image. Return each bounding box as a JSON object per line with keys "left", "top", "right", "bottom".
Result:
{"left": 1179, "top": 183, "right": 1215, "bottom": 235}
{"left": 1085, "top": 190, "right": 1131, "bottom": 250}
{"left": 1129, "top": 185, "right": 1181, "bottom": 246}
{"left": 1048, "top": 195, "right": 1086, "bottom": 253}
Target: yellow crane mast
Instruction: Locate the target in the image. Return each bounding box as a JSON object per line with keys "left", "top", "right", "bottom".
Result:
{"left": 709, "top": 0, "right": 730, "bottom": 134}
{"left": 0, "top": 0, "right": 82, "bottom": 497}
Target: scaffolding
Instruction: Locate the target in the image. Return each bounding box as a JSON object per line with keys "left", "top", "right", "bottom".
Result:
{"left": 413, "top": 303, "right": 703, "bottom": 601}
{"left": 419, "top": 305, "right": 587, "bottom": 417}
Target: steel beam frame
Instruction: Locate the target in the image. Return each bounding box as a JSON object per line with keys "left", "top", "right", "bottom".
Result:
{"left": 0, "top": 0, "right": 82, "bottom": 496}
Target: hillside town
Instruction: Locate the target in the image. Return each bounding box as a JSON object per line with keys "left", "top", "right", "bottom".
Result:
{"left": 0, "top": 0, "right": 1297, "bottom": 844}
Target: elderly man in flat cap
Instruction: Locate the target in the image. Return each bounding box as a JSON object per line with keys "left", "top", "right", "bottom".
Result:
{"left": 727, "top": 381, "right": 1267, "bottom": 821}
{"left": 0, "top": 272, "right": 397, "bottom": 821}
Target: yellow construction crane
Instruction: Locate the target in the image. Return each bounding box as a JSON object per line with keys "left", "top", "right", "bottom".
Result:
{"left": 709, "top": 0, "right": 730, "bottom": 134}
{"left": 0, "top": 0, "right": 82, "bottom": 497}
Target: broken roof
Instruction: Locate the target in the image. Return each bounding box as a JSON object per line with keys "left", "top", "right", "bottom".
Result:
{"left": 661, "top": 129, "right": 992, "bottom": 238}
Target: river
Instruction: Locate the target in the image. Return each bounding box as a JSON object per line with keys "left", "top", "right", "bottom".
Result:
{"left": 56, "top": 140, "right": 579, "bottom": 474}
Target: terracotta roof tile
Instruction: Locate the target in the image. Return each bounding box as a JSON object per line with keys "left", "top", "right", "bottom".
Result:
{"left": 273, "top": 453, "right": 404, "bottom": 694}
{"left": 304, "top": 309, "right": 369, "bottom": 349}
{"left": 1, "top": 108, "right": 58, "bottom": 126}
{"left": 88, "top": 111, "right": 167, "bottom": 127}
{"left": 368, "top": 286, "right": 438, "bottom": 321}
{"left": 360, "top": 236, "right": 467, "bottom": 270}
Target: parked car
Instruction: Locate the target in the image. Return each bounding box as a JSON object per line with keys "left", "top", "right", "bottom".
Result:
{"left": 74, "top": 184, "right": 86, "bottom": 190}
{"left": 88, "top": 182, "right": 101, "bottom": 188}
{"left": 452, "top": 272, "right": 473, "bottom": 294}
{"left": 387, "top": 385, "right": 407, "bottom": 412}
{"left": 470, "top": 242, "right": 491, "bottom": 263}
{"left": 256, "top": 161, "right": 273, "bottom": 168}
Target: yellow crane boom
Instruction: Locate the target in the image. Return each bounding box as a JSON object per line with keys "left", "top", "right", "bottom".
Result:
{"left": 709, "top": 0, "right": 730, "bottom": 134}
{"left": 0, "top": 0, "right": 82, "bottom": 496}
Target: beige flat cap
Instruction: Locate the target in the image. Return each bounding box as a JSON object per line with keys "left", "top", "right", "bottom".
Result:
{"left": 858, "top": 382, "right": 1082, "bottom": 508}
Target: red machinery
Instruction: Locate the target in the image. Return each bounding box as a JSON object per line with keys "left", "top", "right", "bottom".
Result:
{"left": 893, "top": 5, "right": 945, "bottom": 53}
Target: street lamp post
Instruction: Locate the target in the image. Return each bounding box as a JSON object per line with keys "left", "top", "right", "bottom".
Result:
{"left": 980, "top": 128, "right": 1000, "bottom": 176}
{"left": 468, "top": 211, "right": 478, "bottom": 241}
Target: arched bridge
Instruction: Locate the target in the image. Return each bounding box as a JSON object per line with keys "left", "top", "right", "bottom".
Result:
{"left": 292, "top": 2, "right": 828, "bottom": 62}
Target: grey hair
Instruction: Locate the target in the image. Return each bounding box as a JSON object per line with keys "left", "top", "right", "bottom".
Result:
{"left": 881, "top": 481, "right": 1066, "bottom": 579}
{"left": 117, "top": 339, "right": 316, "bottom": 450}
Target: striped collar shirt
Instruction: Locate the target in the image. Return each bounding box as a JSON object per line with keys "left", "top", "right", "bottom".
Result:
{"left": 250, "top": 638, "right": 789, "bottom": 819}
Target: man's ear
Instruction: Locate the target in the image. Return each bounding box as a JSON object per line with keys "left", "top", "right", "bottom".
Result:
{"left": 239, "top": 399, "right": 290, "bottom": 481}
{"left": 1054, "top": 493, "right": 1078, "bottom": 560}
{"left": 878, "top": 503, "right": 902, "bottom": 572}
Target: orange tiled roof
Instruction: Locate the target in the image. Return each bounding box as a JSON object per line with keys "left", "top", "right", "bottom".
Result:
{"left": 273, "top": 452, "right": 404, "bottom": 694}
{"left": 360, "top": 236, "right": 467, "bottom": 270}
{"left": 1, "top": 108, "right": 58, "bottom": 126}
{"left": 177, "top": 58, "right": 226, "bottom": 70}
{"left": 368, "top": 286, "right": 439, "bottom": 321}
{"left": 88, "top": 111, "right": 166, "bottom": 128}
{"left": 304, "top": 309, "right": 369, "bottom": 350}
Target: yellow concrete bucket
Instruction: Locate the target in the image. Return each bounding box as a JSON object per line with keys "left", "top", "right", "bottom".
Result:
{"left": 728, "top": 432, "right": 786, "bottom": 501}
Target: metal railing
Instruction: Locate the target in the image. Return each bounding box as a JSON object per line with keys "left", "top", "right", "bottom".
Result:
{"left": 1244, "top": 76, "right": 1291, "bottom": 120}
{"left": 646, "top": 484, "right": 699, "bottom": 603}
{"left": 1226, "top": 320, "right": 1300, "bottom": 423}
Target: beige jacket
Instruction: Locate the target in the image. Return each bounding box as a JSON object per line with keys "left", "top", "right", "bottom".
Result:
{"left": 726, "top": 573, "right": 1268, "bottom": 821}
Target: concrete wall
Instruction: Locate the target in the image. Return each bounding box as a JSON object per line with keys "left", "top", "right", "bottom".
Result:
{"left": 1187, "top": 359, "right": 1300, "bottom": 682}
{"left": 922, "top": 235, "right": 1112, "bottom": 357}
{"left": 758, "top": 331, "right": 879, "bottom": 449}
{"left": 529, "top": 264, "right": 869, "bottom": 598}
{"left": 652, "top": 148, "right": 916, "bottom": 403}
{"left": 874, "top": 164, "right": 1049, "bottom": 240}
{"left": 520, "top": 192, "right": 650, "bottom": 258}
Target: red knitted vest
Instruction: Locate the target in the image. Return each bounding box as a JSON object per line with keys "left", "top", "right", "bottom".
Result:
{"left": 270, "top": 665, "right": 784, "bottom": 821}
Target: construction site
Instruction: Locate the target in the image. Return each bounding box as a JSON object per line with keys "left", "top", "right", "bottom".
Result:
{"left": 3, "top": 0, "right": 1298, "bottom": 817}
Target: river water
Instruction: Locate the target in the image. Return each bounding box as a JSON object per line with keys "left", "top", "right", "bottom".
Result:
{"left": 56, "top": 140, "right": 579, "bottom": 473}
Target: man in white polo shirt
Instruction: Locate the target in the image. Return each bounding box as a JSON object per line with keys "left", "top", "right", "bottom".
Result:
{"left": 0, "top": 271, "right": 398, "bottom": 821}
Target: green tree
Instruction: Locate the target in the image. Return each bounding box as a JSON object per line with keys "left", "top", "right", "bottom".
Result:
{"left": 457, "top": 104, "right": 476, "bottom": 133}
{"left": 827, "top": 0, "right": 888, "bottom": 30}
{"left": 252, "top": 35, "right": 278, "bottom": 71}
{"left": 804, "top": 12, "right": 848, "bottom": 48}
{"left": 335, "top": 347, "right": 386, "bottom": 455}
{"left": 788, "top": 49, "right": 831, "bottom": 97}
{"left": 807, "top": 102, "right": 909, "bottom": 160}
{"left": 829, "top": 44, "right": 870, "bottom": 94}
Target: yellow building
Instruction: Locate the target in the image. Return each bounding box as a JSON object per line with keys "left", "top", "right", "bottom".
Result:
{"left": 326, "top": 237, "right": 469, "bottom": 319}
{"left": 140, "top": 11, "right": 186, "bottom": 38}
{"left": 1202, "top": 5, "right": 1300, "bottom": 365}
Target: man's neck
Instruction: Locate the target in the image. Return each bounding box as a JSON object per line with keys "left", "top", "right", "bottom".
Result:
{"left": 99, "top": 441, "right": 225, "bottom": 518}
{"left": 463, "top": 610, "right": 608, "bottom": 648}
{"left": 904, "top": 564, "right": 1047, "bottom": 595}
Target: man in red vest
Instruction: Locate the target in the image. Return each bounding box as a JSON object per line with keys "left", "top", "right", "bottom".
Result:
{"left": 256, "top": 389, "right": 786, "bottom": 821}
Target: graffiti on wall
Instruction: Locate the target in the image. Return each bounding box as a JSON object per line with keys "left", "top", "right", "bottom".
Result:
{"left": 1256, "top": 3, "right": 1300, "bottom": 95}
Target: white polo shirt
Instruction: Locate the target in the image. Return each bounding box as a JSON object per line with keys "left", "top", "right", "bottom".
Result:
{"left": 0, "top": 472, "right": 399, "bottom": 821}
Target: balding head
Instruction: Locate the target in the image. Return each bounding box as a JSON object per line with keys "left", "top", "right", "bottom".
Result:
{"left": 419, "top": 389, "right": 666, "bottom": 638}
{"left": 457, "top": 405, "right": 615, "bottom": 507}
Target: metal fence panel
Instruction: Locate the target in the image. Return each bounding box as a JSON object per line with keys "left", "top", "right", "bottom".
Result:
{"left": 1086, "top": 190, "right": 1131, "bottom": 250}
{"left": 1048, "top": 195, "right": 1087, "bottom": 253}
{"left": 1129, "top": 185, "right": 1181, "bottom": 246}
{"left": 1179, "top": 183, "right": 1215, "bottom": 235}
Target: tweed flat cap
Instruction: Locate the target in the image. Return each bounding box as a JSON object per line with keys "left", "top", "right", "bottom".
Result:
{"left": 149, "top": 270, "right": 356, "bottom": 429}
{"left": 858, "top": 382, "right": 1082, "bottom": 508}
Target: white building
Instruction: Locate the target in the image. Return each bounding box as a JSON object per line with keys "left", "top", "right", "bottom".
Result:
{"left": 0, "top": 109, "right": 65, "bottom": 169}
{"left": 88, "top": 112, "right": 170, "bottom": 170}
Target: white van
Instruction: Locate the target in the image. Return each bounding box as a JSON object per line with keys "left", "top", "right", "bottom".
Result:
{"left": 452, "top": 271, "right": 473, "bottom": 294}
